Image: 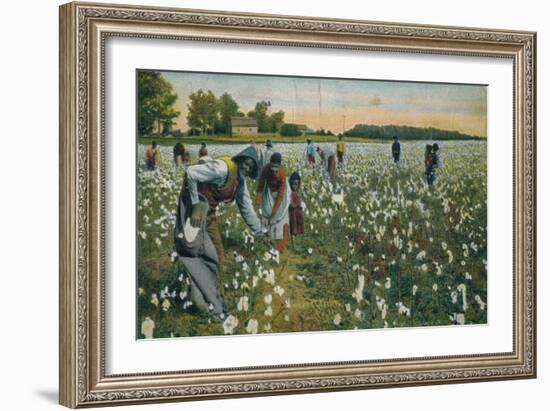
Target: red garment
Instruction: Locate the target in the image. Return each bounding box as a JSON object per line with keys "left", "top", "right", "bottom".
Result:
{"left": 289, "top": 191, "right": 304, "bottom": 236}
{"left": 307, "top": 154, "right": 315, "bottom": 164}
{"left": 197, "top": 178, "right": 240, "bottom": 207}
{"left": 255, "top": 164, "right": 287, "bottom": 216}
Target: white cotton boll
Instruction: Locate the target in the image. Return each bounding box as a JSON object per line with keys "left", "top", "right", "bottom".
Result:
{"left": 264, "top": 305, "right": 273, "bottom": 317}
{"left": 141, "top": 317, "right": 155, "bottom": 339}
{"left": 345, "top": 303, "right": 351, "bottom": 312}
{"left": 333, "top": 314, "right": 342, "bottom": 326}
{"left": 264, "top": 323, "right": 272, "bottom": 332}
{"left": 456, "top": 313, "right": 466, "bottom": 325}
{"left": 451, "top": 291, "right": 458, "bottom": 304}
{"left": 237, "top": 296, "right": 249, "bottom": 312}
{"left": 308, "top": 248, "right": 313, "bottom": 255}
{"left": 354, "top": 275, "right": 365, "bottom": 303}
{"left": 432, "top": 283, "right": 438, "bottom": 292}
{"left": 447, "top": 250, "right": 454, "bottom": 264}
{"left": 222, "top": 315, "right": 239, "bottom": 334}
{"left": 384, "top": 277, "right": 392, "bottom": 289}
{"left": 246, "top": 319, "right": 258, "bottom": 334}
{"left": 396, "top": 302, "right": 411, "bottom": 317}
{"left": 264, "top": 294, "right": 273, "bottom": 304}
{"left": 150, "top": 293, "right": 159, "bottom": 307}
{"left": 475, "top": 295, "right": 486, "bottom": 311}
{"left": 162, "top": 299, "right": 171, "bottom": 312}
{"left": 266, "top": 269, "right": 276, "bottom": 285}
{"left": 274, "top": 285, "right": 285, "bottom": 296}
{"left": 412, "top": 284, "right": 418, "bottom": 296}
{"left": 354, "top": 308, "right": 362, "bottom": 319}
{"left": 457, "top": 283, "right": 468, "bottom": 311}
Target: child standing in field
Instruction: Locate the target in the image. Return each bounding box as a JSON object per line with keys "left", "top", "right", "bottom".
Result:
{"left": 392, "top": 135, "right": 401, "bottom": 162}
{"left": 288, "top": 172, "right": 305, "bottom": 249}
{"left": 173, "top": 142, "right": 191, "bottom": 168}
{"left": 424, "top": 144, "right": 434, "bottom": 186}
{"left": 305, "top": 138, "right": 316, "bottom": 167}
{"left": 427, "top": 143, "right": 440, "bottom": 186}
{"left": 145, "top": 141, "right": 161, "bottom": 170}
{"left": 336, "top": 135, "right": 346, "bottom": 164}
{"left": 316, "top": 146, "right": 337, "bottom": 182}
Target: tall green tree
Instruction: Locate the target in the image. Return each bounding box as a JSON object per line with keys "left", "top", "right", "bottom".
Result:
{"left": 137, "top": 71, "right": 180, "bottom": 136}
{"left": 248, "top": 100, "right": 271, "bottom": 132}
{"left": 267, "top": 110, "right": 285, "bottom": 133}
{"left": 218, "top": 93, "right": 240, "bottom": 135}
{"left": 247, "top": 101, "right": 285, "bottom": 133}
{"left": 187, "top": 89, "right": 218, "bottom": 136}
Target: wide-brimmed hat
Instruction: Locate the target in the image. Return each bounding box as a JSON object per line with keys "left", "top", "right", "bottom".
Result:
{"left": 265, "top": 139, "right": 273, "bottom": 147}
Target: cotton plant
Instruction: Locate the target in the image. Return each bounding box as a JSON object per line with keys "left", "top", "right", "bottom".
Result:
{"left": 137, "top": 141, "right": 487, "bottom": 337}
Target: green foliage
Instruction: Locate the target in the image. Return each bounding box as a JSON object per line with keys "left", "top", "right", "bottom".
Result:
{"left": 137, "top": 71, "right": 180, "bottom": 136}
{"left": 280, "top": 123, "right": 301, "bottom": 137}
{"left": 218, "top": 93, "right": 240, "bottom": 135}
{"left": 247, "top": 100, "right": 271, "bottom": 132}
{"left": 344, "top": 124, "right": 484, "bottom": 140}
{"left": 186, "top": 89, "right": 218, "bottom": 136}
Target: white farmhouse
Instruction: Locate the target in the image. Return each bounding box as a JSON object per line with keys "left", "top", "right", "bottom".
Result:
{"left": 231, "top": 117, "right": 258, "bottom": 136}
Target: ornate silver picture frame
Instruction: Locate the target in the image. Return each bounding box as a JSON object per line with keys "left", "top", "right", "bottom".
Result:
{"left": 59, "top": 2, "right": 536, "bottom": 407}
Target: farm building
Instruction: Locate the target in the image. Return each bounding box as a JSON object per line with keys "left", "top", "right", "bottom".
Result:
{"left": 296, "top": 124, "right": 308, "bottom": 135}
{"left": 231, "top": 117, "right": 258, "bottom": 135}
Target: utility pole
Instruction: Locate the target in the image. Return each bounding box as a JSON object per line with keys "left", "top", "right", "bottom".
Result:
{"left": 342, "top": 115, "right": 346, "bottom": 134}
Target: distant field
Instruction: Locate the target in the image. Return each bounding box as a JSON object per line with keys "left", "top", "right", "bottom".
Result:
{"left": 138, "top": 134, "right": 389, "bottom": 146}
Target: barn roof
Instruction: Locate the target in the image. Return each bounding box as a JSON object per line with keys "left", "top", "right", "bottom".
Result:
{"left": 231, "top": 117, "right": 258, "bottom": 127}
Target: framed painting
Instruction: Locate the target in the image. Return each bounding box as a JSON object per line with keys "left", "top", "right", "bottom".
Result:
{"left": 59, "top": 2, "right": 537, "bottom": 408}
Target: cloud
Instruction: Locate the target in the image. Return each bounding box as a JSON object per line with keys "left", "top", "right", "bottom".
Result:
{"left": 369, "top": 96, "right": 382, "bottom": 107}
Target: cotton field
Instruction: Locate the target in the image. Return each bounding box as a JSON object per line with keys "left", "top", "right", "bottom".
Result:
{"left": 136, "top": 140, "right": 487, "bottom": 338}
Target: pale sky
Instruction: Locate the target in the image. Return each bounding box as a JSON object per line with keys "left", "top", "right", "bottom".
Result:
{"left": 159, "top": 70, "right": 487, "bottom": 137}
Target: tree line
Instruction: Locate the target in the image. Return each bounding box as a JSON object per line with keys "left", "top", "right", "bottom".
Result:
{"left": 186, "top": 92, "right": 286, "bottom": 136}
{"left": 344, "top": 124, "right": 484, "bottom": 140}
{"left": 138, "top": 71, "right": 297, "bottom": 137}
